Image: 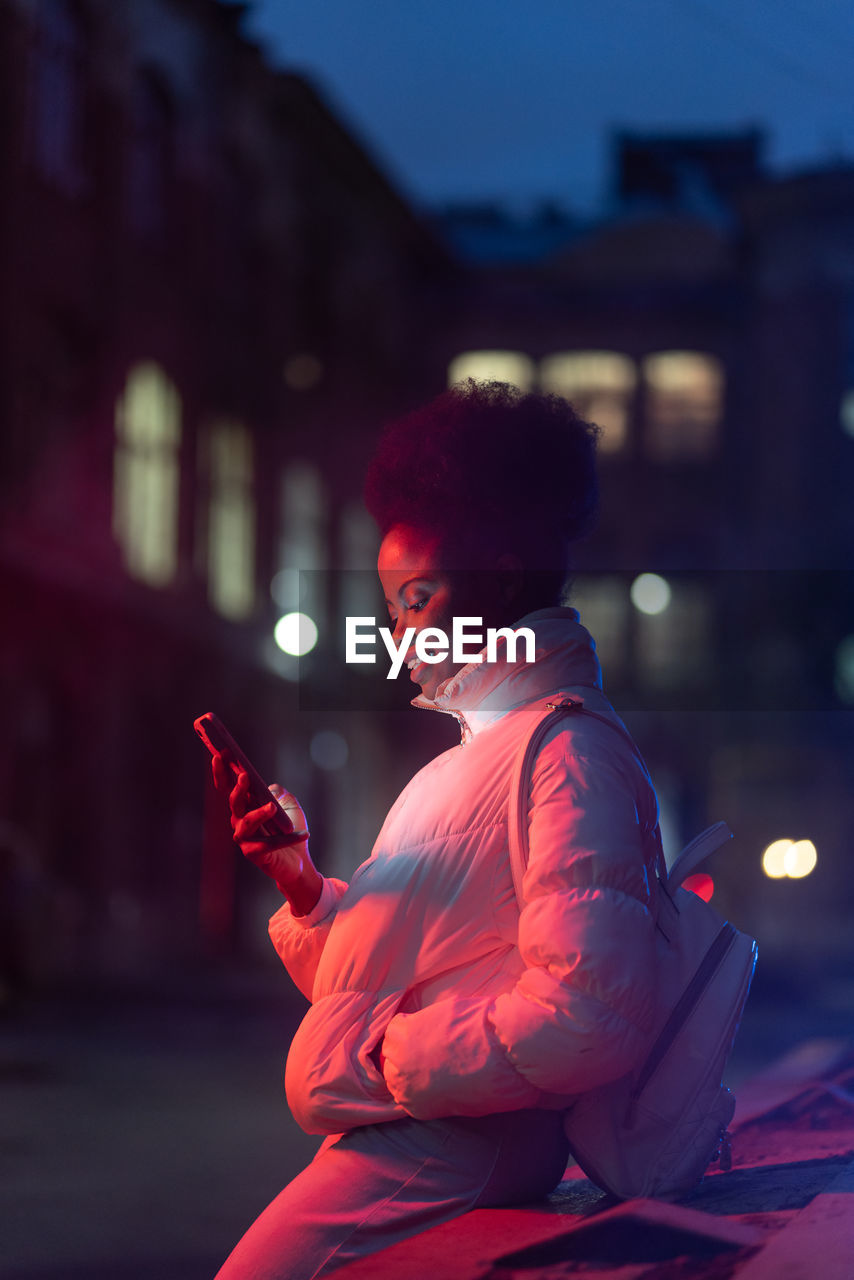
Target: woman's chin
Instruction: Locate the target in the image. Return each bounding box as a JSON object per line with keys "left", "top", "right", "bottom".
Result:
{"left": 416, "top": 669, "right": 453, "bottom": 700}
{"left": 410, "top": 658, "right": 459, "bottom": 700}
{"left": 410, "top": 667, "right": 437, "bottom": 698}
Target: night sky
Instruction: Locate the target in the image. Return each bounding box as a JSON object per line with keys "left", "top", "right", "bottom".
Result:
{"left": 244, "top": 0, "right": 854, "bottom": 214}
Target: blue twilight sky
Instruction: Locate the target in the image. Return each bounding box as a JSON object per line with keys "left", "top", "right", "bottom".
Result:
{"left": 242, "top": 0, "right": 854, "bottom": 215}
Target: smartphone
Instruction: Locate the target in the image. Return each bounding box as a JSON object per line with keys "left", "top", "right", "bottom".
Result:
{"left": 193, "top": 712, "right": 306, "bottom": 840}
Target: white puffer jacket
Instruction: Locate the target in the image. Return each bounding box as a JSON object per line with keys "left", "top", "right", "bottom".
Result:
{"left": 269, "top": 607, "right": 661, "bottom": 1136}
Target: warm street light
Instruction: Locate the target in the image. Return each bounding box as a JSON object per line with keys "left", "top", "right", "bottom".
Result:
{"left": 762, "top": 838, "right": 818, "bottom": 880}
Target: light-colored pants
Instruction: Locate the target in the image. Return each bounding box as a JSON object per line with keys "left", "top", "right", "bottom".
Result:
{"left": 214, "top": 1109, "right": 569, "bottom": 1280}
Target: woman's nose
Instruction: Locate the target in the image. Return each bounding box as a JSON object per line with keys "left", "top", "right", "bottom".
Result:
{"left": 393, "top": 614, "right": 410, "bottom": 643}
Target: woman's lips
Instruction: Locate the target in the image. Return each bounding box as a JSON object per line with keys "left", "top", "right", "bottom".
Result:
{"left": 408, "top": 659, "right": 429, "bottom": 684}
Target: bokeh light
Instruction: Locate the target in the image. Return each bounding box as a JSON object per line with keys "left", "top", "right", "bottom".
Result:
{"left": 761, "top": 839, "right": 791, "bottom": 879}
{"left": 762, "top": 838, "right": 818, "bottom": 880}
{"left": 630, "top": 573, "right": 672, "bottom": 615}
{"left": 310, "top": 730, "right": 349, "bottom": 771}
{"left": 784, "top": 839, "right": 817, "bottom": 879}
{"left": 283, "top": 353, "right": 323, "bottom": 390}
{"left": 274, "top": 611, "right": 318, "bottom": 656}
{"left": 270, "top": 568, "right": 299, "bottom": 609}
{"left": 681, "top": 872, "right": 714, "bottom": 902}
{"left": 447, "top": 350, "right": 535, "bottom": 391}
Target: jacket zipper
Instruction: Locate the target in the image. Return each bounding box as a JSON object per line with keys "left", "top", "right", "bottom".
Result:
{"left": 411, "top": 699, "right": 472, "bottom": 744}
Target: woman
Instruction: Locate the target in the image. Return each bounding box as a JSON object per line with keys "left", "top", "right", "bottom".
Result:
{"left": 213, "top": 380, "right": 660, "bottom": 1279}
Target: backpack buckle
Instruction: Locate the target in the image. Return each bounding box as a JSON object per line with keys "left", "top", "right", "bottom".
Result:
{"left": 545, "top": 696, "right": 584, "bottom": 711}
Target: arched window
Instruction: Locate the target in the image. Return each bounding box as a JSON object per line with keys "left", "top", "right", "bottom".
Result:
{"left": 29, "top": 0, "right": 85, "bottom": 192}
{"left": 338, "top": 500, "right": 381, "bottom": 623}
{"left": 113, "top": 363, "right": 181, "bottom": 586}
{"left": 540, "top": 351, "right": 637, "bottom": 454}
{"left": 272, "top": 462, "right": 328, "bottom": 633}
{"left": 447, "top": 350, "right": 535, "bottom": 391}
{"left": 204, "top": 421, "right": 255, "bottom": 620}
{"left": 642, "top": 351, "right": 724, "bottom": 461}
{"left": 567, "top": 575, "right": 629, "bottom": 680}
{"left": 634, "top": 579, "right": 711, "bottom": 688}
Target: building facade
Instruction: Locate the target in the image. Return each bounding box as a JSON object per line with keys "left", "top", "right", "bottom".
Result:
{"left": 0, "top": 0, "right": 456, "bottom": 989}
{"left": 1, "top": 6, "right": 851, "bottom": 990}
{"left": 437, "top": 134, "right": 854, "bottom": 969}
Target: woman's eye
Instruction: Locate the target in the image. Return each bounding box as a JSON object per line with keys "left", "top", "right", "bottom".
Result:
{"left": 388, "top": 599, "right": 428, "bottom": 624}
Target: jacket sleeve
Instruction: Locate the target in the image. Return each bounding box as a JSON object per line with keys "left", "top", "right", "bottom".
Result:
{"left": 268, "top": 876, "right": 349, "bottom": 1001}
{"left": 380, "top": 730, "right": 659, "bottom": 1118}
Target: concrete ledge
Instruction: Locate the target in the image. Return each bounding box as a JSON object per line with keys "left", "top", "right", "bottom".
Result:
{"left": 336, "top": 1040, "right": 854, "bottom": 1278}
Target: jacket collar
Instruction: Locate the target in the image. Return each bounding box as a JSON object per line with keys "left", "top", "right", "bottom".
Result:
{"left": 410, "top": 606, "right": 603, "bottom": 742}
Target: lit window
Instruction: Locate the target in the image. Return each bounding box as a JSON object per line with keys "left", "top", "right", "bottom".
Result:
{"left": 840, "top": 390, "right": 854, "bottom": 439}
{"left": 338, "top": 501, "right": 381, "bottom": 623}
{"left": 284, "top": 354, "right": 323, "bottom": 391}
{"left": 448, "top": 351, "right": 535, "bottom": 391}
{"left": 568, "top": 576, "right": 628, "bottom": 681}
{"left": 540, "top": 352, "right": 636, "bottom": 453}
{"left": 635, "top": 580, "right": 711, "bottom": 688}
{"left": 127, "top": 71, "right": 173, "bottom": 238}
{"left": 643, "top": 351, "right": 724, "bottom": 461}
{"left": 204, "top": 421, "right": 255, "bottom": 620}
{"left": 835, "top": 635, "right": 854, "bottom": 703}
{"left": 113, "top": 363, "right": 181, "bottom": 586}
{"left": 29, "top": 0, "right": 84, "bottom": 192}
{"left": 272, "top": 462, "right": 328, "bottom": 632}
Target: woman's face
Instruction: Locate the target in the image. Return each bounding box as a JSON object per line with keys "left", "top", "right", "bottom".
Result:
{"left": 377, "top": 523, "right": 494, "bottom": 700}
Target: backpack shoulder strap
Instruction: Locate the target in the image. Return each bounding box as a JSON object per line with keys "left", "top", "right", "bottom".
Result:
{"left": 507, "top": 694, "right": 731, "bottom": 907}
{"left": 507, "top": 694, "right": 660, "bottom": 906}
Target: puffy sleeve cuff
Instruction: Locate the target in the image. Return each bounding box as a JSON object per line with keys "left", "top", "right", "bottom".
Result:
{"left": 291, "top": 876, "right": 344, "bottom": 929}
{"left": 268, "top": 877, "right": 348, "bottom": 1001}
{"left": 381, "top": 996, "right": 543, "bottom": 1118}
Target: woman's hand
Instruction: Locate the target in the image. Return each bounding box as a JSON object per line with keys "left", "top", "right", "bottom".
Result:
{"left": 211, "top": 753, "right": 323, "bottom": 915}
{"left": 369, "top": 1038, "right": 386, "bottom": 1075}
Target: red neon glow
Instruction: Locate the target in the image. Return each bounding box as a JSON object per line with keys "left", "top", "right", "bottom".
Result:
{"left": 681, "top": 872, "right": 714, "bottom": 903}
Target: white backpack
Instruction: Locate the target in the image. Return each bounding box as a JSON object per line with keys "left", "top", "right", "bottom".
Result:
{"left": 508, "top": 695, "right": 758, "bottom": 1201}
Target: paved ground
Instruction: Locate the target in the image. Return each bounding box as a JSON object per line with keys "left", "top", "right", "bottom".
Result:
{"left": 1, "top": 965, "right": 322, "bottom": 1280}
{"left": 2, "top": 961, "right": 853, "bottom": 1280}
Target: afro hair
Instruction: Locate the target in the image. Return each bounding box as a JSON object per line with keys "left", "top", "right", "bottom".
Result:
{"left": 364, "top": 379, "right": 600, "bottom": 582}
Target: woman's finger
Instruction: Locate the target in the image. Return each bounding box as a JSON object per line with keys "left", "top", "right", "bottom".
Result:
{"left": 228, "top": 768, "right": 251, "bottom": 823}
{"left": 233, "top": 799, "right": 279, "bottom": 843}
{"left": 232, "top": 799, "right": 307, "bottom": 844}
{"left": 211, "top": 752, "right": 230, "bottom": 793}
